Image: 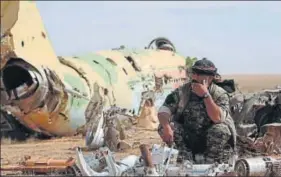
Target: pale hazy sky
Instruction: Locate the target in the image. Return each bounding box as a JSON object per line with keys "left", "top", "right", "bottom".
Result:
{"left": 36, "top": 1, "right": 281, "bottom": 74}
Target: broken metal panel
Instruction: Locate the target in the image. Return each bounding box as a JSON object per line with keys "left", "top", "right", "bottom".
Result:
{"left": 76, "top": 147, "right": 139, "bottom": 176}
{"left": 85, "top": 111, "right": 105, "bottom": 149}
{"left": 130, "top": 71, "right": 185, "bottom": 116}
{"left": 130, "top": 79, "right": 152, "bottom": 115}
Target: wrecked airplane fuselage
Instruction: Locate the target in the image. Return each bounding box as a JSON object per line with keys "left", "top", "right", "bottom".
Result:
{"left": 1, "top": 1, "right": 90, "bottom": 138}
{"left": 0, "top": 1, "right": 187, "bottom": 140}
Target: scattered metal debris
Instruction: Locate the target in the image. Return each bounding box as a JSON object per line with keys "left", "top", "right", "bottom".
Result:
{"left": 231, "top": 88, "right": 281, "bottom": 137}
{"left": 75, "top": 143, "right": 234, "bottom": 176}
{"left": 78, "top": 113, "right": 281, "bottom": 177}
{"left": 75, "top": 141, "right": 281, "bottom": 177}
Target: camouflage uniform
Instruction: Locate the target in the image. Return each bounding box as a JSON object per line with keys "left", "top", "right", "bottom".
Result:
{"left": 158, "top": 82, "right": 236, "bottom": 163}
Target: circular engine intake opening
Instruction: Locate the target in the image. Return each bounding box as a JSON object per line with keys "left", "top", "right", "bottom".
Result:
{"left": 2, "top": 65, "right": 33, "bottom": 91}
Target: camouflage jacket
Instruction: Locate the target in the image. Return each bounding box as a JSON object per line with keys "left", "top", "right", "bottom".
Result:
{"left": 158, "top": 82, "right": 237, "bottom": 147}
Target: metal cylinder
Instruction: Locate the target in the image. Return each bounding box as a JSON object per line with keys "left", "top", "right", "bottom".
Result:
{"left": 235, "top": 157, "right": 275, "bottom": 176}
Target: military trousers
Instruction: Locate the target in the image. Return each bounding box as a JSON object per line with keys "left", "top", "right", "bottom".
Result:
{"left": 158, "top": 121, "right": 233, "bottom": 163}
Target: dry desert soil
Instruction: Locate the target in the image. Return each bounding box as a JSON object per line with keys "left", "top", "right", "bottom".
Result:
{"left": 1, "top": 74, "right": 280, "bottom": 173}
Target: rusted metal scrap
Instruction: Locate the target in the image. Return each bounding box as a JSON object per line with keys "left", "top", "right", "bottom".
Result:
{"left": 0, "top": 156, "right": 81, "bottom": 176}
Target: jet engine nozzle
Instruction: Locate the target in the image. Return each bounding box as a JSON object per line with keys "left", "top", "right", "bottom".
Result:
{"left": 1, "top": 59, "right": 62, "bottom": 115}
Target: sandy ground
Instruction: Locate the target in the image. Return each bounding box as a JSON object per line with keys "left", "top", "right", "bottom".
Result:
{"left": 1, "top": 128, "right": 161, "bottom": 176}
{"left": 1, "top": 74, "right": 281, "bottom": 173}
{"left": 1, "top": 128, "right": 161, "bottom": 164}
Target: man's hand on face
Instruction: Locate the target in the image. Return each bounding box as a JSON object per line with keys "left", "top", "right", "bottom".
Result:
{"left": 191, "top": 79, "right": 209, "bottom": 97}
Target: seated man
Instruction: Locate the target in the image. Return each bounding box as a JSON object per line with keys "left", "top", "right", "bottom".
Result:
{"left": 157, "top": 58, "right": 237, "bottom": 163}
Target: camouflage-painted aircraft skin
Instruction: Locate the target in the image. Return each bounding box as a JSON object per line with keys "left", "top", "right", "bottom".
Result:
{"left": 0, "top": 1, "right": 186, "bottom": 138}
